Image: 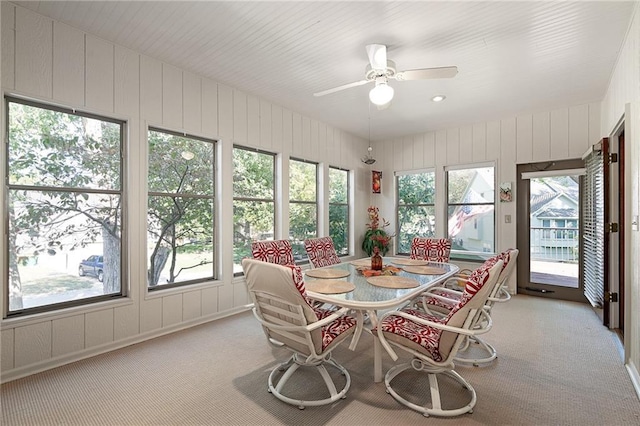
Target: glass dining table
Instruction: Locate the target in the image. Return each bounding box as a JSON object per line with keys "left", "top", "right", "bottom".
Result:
{"left": 304, "top": 257, "right": 459, "bottom": 382}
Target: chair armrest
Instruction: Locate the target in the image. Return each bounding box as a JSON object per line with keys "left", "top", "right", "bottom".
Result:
{"left": 416, "top": 287, "right": 462, "bottom": 315}
{"left": 422, "top": 286, "right": 463, "bottom": 299}
{"left": 457, "top": 268, "right": 473, "bottom": 276}
{"left": 419, "top": 293, "right": 458, "bottom": 316}
{"left": 348, "top": 310, "right": 364, "bottom": 351}
{"left": 391, "top": 309, "right": 492, "bottom": 336}
{"left": 253, "top": 306, "right": 353, "bottom": 333}
{"left": 443, "top": 276, "right": 467, "bottom": 290}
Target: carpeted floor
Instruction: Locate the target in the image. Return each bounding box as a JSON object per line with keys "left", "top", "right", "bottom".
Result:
{"left": 2, "top": 295, "right": 640, "bottom": 425}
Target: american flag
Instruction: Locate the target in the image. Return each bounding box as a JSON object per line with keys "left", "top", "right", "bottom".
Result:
{"left": 448, "top": 189, "right": 493, "bottom": 237}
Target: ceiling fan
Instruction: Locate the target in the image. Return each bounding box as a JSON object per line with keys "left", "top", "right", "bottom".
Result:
{"left": 313, "top": 44, "right": 458, "bottom": 106}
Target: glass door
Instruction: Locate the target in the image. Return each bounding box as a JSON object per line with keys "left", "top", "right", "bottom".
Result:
{"left": 529, "top": 176, "right": 579, "bottom": 289}
{"left": 516, "top": 160, "right": 587, "bottom": 302}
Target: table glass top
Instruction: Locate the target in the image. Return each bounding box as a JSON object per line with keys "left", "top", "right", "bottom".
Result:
{"left": 304, "top": 257, "right": 459, "bottom": 309}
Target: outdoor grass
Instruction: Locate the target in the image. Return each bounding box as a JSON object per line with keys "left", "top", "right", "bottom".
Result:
{"left": 21, "top": 272, "right": 95, "bottom": 295}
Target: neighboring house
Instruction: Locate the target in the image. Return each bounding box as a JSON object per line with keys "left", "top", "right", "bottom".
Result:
{"left": 448, "top": 168, "right": 495, "bottom": 254}
{"left": 530, "top": 178, "right": 580, "bottom": 262}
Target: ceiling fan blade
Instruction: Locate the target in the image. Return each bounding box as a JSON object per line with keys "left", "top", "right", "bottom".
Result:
{"left": 365, "top": 44, "right": 387, "bottom": 70}
{"left": 313, "top": 79, "right": 371, "bottom": 97}
{"left": 395, "top": 66, "right": 458, "bottom": 81}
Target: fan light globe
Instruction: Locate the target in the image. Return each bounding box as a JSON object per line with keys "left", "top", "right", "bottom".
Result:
{"left": 369, "top": 82, "right": 394, "bottom": 106}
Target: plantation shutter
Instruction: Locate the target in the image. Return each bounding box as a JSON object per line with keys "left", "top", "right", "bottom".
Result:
{"left": 581, "top": 143, "right": 604, "bottom": 307}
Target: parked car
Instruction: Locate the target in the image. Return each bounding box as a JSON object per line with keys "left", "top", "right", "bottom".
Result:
{"left": 78, "top": 255, "right": 104, "bottom": 282}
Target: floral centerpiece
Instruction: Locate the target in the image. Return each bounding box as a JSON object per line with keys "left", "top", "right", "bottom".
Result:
{"left": 362, "top": 205, "right": 394, "bottom": 256}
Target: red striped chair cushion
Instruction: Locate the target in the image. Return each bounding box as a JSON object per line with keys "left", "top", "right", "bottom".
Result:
{"left": 304, "top": 237, "right": 341, "bottom": 268}
{"left": 379, "top": 308, "right": 448, "bottom": 361}
{"left": 283, "top": 263, "right": 355, "bottom": 350}
{"left": 251, "top": 239, "right": 294, "bottom": 266}
{"left": 410, "top": 238, "right": 452, "bottom": 262}
{"left": 314, "top": 307, "right": 357, "bottom": 350}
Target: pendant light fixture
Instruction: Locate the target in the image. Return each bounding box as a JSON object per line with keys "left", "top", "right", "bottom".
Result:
{"left": 361, "top": 105, "right": 376, "bottom": 165}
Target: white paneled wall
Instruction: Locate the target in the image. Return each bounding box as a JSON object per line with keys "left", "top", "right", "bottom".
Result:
{"left": 2, "top": 2, "right": 639, "bottom": 393}
{"left": 371, "top": 103, "right": 601, "bottom": 291}
{"left": 0, "top": 3, "right": 369, "bottom": 382}
{"left": 601, "top": 4, "right": 640, "bottom": 395}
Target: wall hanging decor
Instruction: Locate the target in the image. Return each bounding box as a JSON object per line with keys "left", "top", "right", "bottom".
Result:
{"left": 372, "top": 171, "right": 382, "bottom": 193}
{"left": 500, "top": 182, "right": 512, "bottom": 202}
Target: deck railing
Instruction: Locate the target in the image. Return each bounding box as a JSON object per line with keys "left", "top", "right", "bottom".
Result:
{"left": 530, "top": 226, "right": 579, "bottom": 262}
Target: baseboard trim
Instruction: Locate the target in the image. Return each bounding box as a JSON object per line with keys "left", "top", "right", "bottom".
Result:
{"left": 626, "top": 360, "right": 640, "bottom": 400}
{"left": 1, "top": 305, "right": 252, "bottom": 383}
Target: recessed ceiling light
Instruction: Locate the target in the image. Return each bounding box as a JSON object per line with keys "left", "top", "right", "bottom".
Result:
{"left": 431, "top": 95, "right": 446, "bottom": 102}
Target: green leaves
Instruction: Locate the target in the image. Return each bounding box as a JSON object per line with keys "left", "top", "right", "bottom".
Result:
{"left": 362, "top": 228, "right": 391, "bottom": 257}
{"left": 8, "top": 103, "right": 121, "bottom": 190}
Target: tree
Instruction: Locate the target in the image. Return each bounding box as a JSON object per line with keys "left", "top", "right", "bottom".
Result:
{"left": 7, "top": 102, "right": 216, "bottom": 311}
{"left": 397, "top": 173, "right": 436, "bottom": 253}
{"left": 7, "top": 101, "right": 122, "bottom": 310}
{"left": 289, "top": 160, "right": 317, "bottom": 257}
{"left": 232, "top": 148, "right": 275, "bottom": 265}
{"left": 328, "top": 168, "right": 348, "bottom": 255}
{"left": 147, "top": 130, "right": 215, "bottom": 286}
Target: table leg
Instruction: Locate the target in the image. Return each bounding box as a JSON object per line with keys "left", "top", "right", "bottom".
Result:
{"left": 367, "top": 309, "right": 384, "bottom": 383}
{"left": 374, "top": 337, "right": 383, "bottom": 383}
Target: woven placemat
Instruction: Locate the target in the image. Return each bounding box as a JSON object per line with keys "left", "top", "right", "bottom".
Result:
{"left": 350, "top": 258, "right": 373, "bottom": 267}
{"left": 305, "top": 268, "right": 351, "bottom": 279}
{"left": 389, "top": 258, "right": 429, "bottom": 266}
{"left": 306, "top": 279, "right": 355, "bottom": 294}
{"left": 402, "top": 265, "right": 448, "bottom": 275}
{"left": 366, "top": 276, "right": 419, "bottom": 289}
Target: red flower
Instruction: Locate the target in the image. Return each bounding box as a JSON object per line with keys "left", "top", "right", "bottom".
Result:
{"left": 365, "top": 205, "right": 395, "bottom": 251}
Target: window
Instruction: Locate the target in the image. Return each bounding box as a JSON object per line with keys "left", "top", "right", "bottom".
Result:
{"left": 5, "top": 97, "right": 125, "bottom": 315}
{"left": 329, "top": 167, "right": 350, "bottom": 256}
{"left": 446, "top": 165, "right": 495, "bottom": 258}
{"left": 396, "top": 170, "right": 436, "bottom": 254}
{"left": 566, "top": 219, "right": 578, "bottom": 239}
{"left": 147, "top": 128, "right": 216, "bottom": 289}
{"left": 233, "top": 146, "right": 276, "bottom": 274}
{"left": 289, "top": 159, "right": 318, "bottom": 262}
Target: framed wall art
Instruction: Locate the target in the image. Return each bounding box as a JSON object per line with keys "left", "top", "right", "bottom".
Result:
{"left": 500, "top": 182, "right": 512, "bottom": 202}
{"left": 372, "top": 171, "right": 382, "bottom": 194}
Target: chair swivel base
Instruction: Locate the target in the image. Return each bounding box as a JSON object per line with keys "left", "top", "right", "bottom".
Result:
{"left": 268, "top": 353, "right": 350, "bottom": 409}
{"left": 454, "top": 335, "right": 498, "bottom": 366}
{"left": 384, "top": 359, "right": 477, "bottom": 417}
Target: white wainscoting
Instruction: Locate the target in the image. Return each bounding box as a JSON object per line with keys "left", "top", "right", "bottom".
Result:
{"left": 0, "top": 3, "right": 369, "bottom": 382}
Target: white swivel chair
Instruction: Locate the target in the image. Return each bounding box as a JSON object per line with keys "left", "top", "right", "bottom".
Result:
{"left": 242, "top": 258, "right": 362, "bottom": 409}
{"left": 376, "top": 259, "right": 503, "bottom": 417}
{"left": 419, "top": 249, "right": 519, "bottom": 365}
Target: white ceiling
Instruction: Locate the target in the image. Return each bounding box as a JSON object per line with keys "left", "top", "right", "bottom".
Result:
{"left": 12, "top": 1, "right": 637, "bottom": 142}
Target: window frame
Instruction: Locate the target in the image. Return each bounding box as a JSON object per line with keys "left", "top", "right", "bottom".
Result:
{"left": 288, "top": 157, "right": 319, "bottom": 264}
{"left": 4, "top": 96, "right": 127, "bottom": 317}
{"left": 147, "top": 126, "right": 217, "bottom": 290}
{"left": 395, "top": 169, "right": 437, "bottom": 256}
{"left": 328, "top": 166, "right": 351, "bottom": 257}
{"left": 232, "top": 145, "right": 277, "bottom": 276}
{"left": 445, "top": 162, "right": 496, "bottom": 260}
